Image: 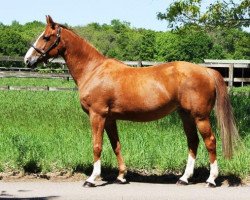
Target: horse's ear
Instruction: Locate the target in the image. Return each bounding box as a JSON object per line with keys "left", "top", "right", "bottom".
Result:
{"left": 46, "top": 15, "right": 55, "bottom": 29}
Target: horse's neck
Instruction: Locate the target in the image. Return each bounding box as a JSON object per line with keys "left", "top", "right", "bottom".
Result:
{"left": 61, "top": 29, "right": 106, "bottom": 85}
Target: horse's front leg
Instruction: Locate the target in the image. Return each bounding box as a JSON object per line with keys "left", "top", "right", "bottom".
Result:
{"left": 83, "top": 111, "right": 105, "bottom": 187}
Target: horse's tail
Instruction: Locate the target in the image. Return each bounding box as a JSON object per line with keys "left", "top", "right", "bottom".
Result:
{"left": 210, "top": 69, "right": 239, "bottom": 159}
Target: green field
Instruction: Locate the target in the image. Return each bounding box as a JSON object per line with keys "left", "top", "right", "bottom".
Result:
{"left": 0, "top": 78, "right": 76, "bottom": 88}
{"left": 0, "top": 78, "right": 249, "bottom": 179}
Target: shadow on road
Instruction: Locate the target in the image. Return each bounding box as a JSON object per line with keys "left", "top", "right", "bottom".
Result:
{"left": 0, "top": 189, "right": 59, "bottom": 200}
{"left": 82, "top": 166, "right": 242, "bottom": 187}
{"left": 0, "top": 191, "right": 58, "bottom": 200}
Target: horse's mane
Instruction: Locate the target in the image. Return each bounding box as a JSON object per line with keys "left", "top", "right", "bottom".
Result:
{"left": 56, "top": 23, "right": 105, "bottom": 58}
{"left": 56, "top": 23, "right": 76, "bottom": 33}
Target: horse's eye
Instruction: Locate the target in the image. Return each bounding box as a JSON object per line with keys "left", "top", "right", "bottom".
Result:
{"left": 43, "top": 35, "right": 50, "bottom": 41}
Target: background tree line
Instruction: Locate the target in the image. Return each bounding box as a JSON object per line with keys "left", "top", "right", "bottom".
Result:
{"left": 0, "top": 0, "right": 249, "bottom": 65}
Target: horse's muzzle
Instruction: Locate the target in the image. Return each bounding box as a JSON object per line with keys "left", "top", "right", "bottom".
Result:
{"left": 25, "top": 57, "right": 38, "bottom": 69}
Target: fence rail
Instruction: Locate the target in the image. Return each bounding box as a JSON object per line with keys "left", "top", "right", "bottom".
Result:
{"left": 0, "top": 56, "right": 249, "bottom": 87}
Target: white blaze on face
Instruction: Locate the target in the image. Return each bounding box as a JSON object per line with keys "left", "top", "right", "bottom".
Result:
{"left": 24, "top": 31, "right": 44, "bottom": 64}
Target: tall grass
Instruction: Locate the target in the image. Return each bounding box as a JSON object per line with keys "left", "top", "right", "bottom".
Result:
{"left": 0, "top": 88, "right": 249, "bottom": 177}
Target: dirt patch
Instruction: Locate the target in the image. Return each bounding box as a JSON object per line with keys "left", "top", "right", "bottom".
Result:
{"left": 0, "top": 171, "right": 86, "bottom": 182}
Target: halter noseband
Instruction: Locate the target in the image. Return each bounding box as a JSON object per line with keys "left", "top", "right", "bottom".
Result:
{"left": 31, "top": 27, "right": 62, "bottom": 59}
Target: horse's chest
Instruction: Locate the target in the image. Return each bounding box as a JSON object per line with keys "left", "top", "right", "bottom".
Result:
{"left": 79, "top": 90, "right": 108, "bottom": 114}
{"left": 80, "top": 93, "right": 91, "bottom": 111}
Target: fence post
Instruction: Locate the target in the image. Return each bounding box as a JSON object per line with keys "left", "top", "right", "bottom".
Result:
{"left": 241, "top": 68, "right": 244, "bottom": 87}
{"left": 137, "top": 60, "right": 142, "bottom": 67}
{"left": 228, "top": 64, "right": 234, "bottom": 87}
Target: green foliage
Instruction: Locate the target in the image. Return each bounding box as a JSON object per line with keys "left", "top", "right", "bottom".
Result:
{"left": 139, "top": 31, "right": 156, "bottom": 60}
{"left": 209, "top": 27, "right": 250, "bottom": 59}
{"left": 19, "top": 21, "right": 44, "bottom": 42}
{"left": 0, "top": 28, "right": 27, "bottom": 56}
{"left": 178, "top": 29, "right": 213, "bottom": 63}
{"left": 155, "top": 28, "right": 217, "bottom": 63}
{"left": 0, "top": 18, "right": 249, "bottom": 63}
{"left": 207, "top": 44, "right": 226, "bottom": 59}
{"left": 158, "top": 0, "right": 250, "bottom": 29}
{"left": 155, "top": 31, "right": 181, "bottom": 61}
{"left": 0, "top": 21, "right": 44, "bottom": 57}
{"left": 157, "top": 0, "right": 202, "bottom": 29}
{"left": 204, "top": 0, "right": 250, "bottom": 28}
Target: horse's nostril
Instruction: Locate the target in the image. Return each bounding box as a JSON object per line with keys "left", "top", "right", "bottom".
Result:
{"left": 25, "top": 59, "right": 30, "bottom": 65}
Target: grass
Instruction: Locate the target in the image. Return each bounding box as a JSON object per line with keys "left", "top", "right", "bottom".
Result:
{"left": 0, "top": 82, "right": 249, "bottom": 179}
{"left": 230, "top": 86, "right": 250, "bottom": 93}
{"left": 0, "top": 77, "right": 76, "bottom": 88}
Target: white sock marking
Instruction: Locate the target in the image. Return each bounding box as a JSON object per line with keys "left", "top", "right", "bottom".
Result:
{"left": 206, "top": 160, "right": 219, "bottom": 186}
{"left": 86, "top": 160, "right": 101, "bottom": 184}
{"left": 179, "top": 154, "right": 196, "bottom": 183}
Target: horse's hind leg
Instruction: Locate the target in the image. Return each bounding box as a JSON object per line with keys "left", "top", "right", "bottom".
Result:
{"left": 195, "top": 117, "right": 218, "bottom": 187}
{"left": 105, "top": 120, "right": 127, "bottom": 183}
{"left": 177, "top": 110, "right": 199, "bottom": 185}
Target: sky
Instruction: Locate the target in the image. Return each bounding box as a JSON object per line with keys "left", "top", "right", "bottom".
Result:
{"left": 0, "top": 0, "right": 173, "bottom": 31}
{"left": 0, "top": 0, "right": 244, "bottom": 31}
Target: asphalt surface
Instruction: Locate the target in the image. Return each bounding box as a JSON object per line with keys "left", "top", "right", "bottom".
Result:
{"left": 0, "top": 180, "right": 249, "bottom": 200}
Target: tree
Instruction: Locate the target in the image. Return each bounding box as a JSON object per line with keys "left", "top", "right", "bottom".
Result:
{"left": 155, "top": 27, "right": 216, "bottom": 63}
{"left": 157, "top": 0, "right": 250, "bottom": 29}
{"left": 139, "top": 31, "right": 156, "bottom": 60}
{"left": 207, "top": 44, "right": 226, "bottom": 59}
{"left": 0, "top": 28, "right": 27, "bottom": 56}
{"left": 233, "top": 31, "right": 250, "bottom": 59}
{"left": 155, "top": 31, "right": 182, "bottom": 61}
{"left": 22, "top": 21, "right": 45, "bottom": 42}
{"left": 210, "top": 28, "right": 250, "bottom": 59}
{"left": 0, "top": 18, "right": 248, "bottom": 62}
{"left": 179, "top": 30, "right": 213, "bottom": 62}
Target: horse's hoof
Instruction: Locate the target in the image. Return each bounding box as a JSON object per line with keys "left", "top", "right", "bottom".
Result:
{"left": 206, "top": 182, "right": 216, "bottom": 188}
{"left": 83, "top": 181, "right": 96, "bottom": 188}
{"left": 114, "top": 179, "right": 129, "bottom": 184}
{"left": 176, "top": 179, "right": 188, "bottom": 186}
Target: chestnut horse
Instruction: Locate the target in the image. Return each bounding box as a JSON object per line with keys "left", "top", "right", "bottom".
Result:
{"left": 24, "top": 16, "right": 238, "bottom": 187}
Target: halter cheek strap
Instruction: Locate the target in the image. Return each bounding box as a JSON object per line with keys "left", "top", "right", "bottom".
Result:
{"left": 31, "top": 27, "right": 61, "bottom": 59}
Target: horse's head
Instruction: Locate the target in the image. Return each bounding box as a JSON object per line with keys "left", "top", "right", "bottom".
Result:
{"left": 24, "top": 15, "right": 63, "bottom": 68}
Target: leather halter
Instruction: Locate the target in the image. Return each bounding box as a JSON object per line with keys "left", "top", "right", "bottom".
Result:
{"left": 31, "top": 27, "right": 61, "bottom": 59}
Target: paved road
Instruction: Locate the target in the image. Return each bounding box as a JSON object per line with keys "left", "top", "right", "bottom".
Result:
{"left": 0, "top": 181, "right": 249, "bottom": 200}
